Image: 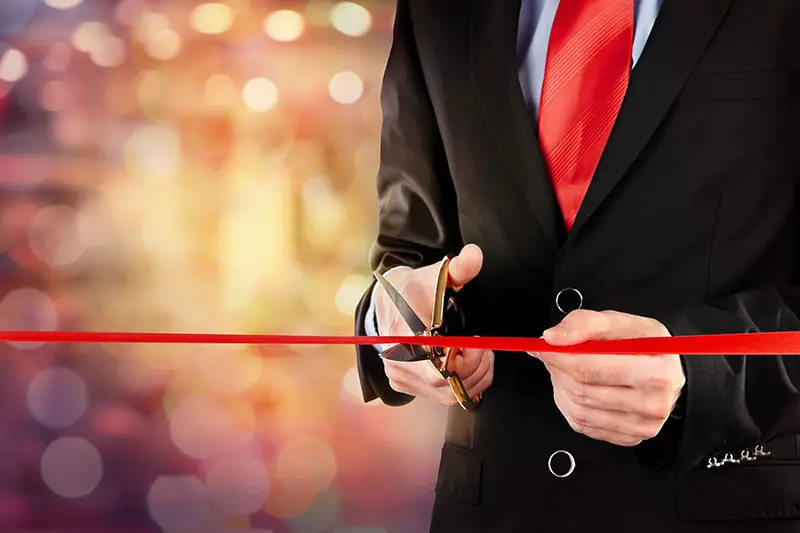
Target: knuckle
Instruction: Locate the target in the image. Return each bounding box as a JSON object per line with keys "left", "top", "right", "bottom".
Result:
{"left": 643, "top": 372, "right": 671, "bottom": 390}
{"left": 567, "top": 384, "right": 591, "bottom": 406}
{"left": 641, "top": 395, "right": 671, "bottom": 419}
{"left": 641, "top": 426, "right": 661, "bottom": 441}
{"left": 635, "top": 421, "right": 663, "bottom": 440}
{"left": 567, "top": 418, "right": 585, "bottom": 434}
{"left": 574, "top": 362, "right": 597, "bottom": 383}
{"left": 570, "top": 405, "right": 591, "bottom": 427}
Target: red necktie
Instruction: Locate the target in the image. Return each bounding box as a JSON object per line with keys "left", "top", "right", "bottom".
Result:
{"left": 538, "top": 0, "right": 634, "bottom": 229}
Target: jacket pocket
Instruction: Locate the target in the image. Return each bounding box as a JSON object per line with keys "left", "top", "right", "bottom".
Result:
{"left": 677, "top": 462, "right": 800, "bottom": 521}
{"left": 434, "top": 442, "right": 483, "bottom": 506}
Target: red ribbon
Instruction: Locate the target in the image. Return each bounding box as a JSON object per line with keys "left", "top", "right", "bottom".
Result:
{"left": 0, "top": 331, "right": 799, "bottom": 354}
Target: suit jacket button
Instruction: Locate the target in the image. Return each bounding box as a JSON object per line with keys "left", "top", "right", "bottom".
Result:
{"left": 548, "top": 450, "right": 576, "bottom": 478}
{"left": 556, "top": 287, "right": 583, "bottom": 315}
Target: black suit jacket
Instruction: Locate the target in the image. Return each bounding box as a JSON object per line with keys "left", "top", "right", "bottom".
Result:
{"left": 355, "top": 0, "right": 800, "bottom": 531}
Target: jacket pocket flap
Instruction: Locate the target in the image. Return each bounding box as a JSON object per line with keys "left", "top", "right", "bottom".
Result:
{"left": 435, "top": 442, "right": 483, "bottom": 506}
{"left": 678, "top": 463, "right": 800, "bottom": 521}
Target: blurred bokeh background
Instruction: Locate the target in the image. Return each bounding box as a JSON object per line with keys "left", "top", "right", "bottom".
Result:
{"left": 0, "top": 1, "right": 448, "bottom": 531}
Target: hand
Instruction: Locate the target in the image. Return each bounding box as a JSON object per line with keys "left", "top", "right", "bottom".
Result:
{"left": 375, "top": 244, "right": 494, "bottom": 406}
{"left": 534, "top": 310, "right": 685, "bottom": 446}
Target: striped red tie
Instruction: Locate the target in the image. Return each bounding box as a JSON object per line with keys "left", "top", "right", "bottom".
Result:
{"left": 538, "top": 0, "right": 634, "bottom": 229}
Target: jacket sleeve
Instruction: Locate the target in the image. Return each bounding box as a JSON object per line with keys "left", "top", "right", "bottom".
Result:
{"left": 354, "top": 0, "right": 463, "bottom": 406}
{"left": 653, "top": 284, "right": 800, "bottom": 476}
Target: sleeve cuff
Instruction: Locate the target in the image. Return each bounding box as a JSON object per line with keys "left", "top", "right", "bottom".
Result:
{"left": 364, "top": 265, "right": 413, "bottom": 352}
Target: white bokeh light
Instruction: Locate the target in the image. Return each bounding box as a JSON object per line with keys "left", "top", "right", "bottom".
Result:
{"left": 27, "top": 367, "right": 88, "bottom": 429}
{"left": 330, "top": 2, "right": 372, "bottom": 37}
{"left": 328, "top": 71, "right": 363, "bottom": 104}
{"left": 0, "top": 49, "right": 28, "bottom": 83}
{"left": 90, "top": 36, "right": 126, "bottom": 67}
{"left": 334, "top": 274, "right": 369, "bottom": 316}
{"left": 125, "top": 124, "right": 181, "bottom": 177}
{"left": 45, "top": 0, "right": 83, "bottom": 9}
{"left": 205, "top": 455, "right": 270, "bottom": 515}
{"left": 147, "top": 476, "right": 211, "bottom": 532}
{"left": 40, "top": 437, "right": 103, "bottom": 498}
{"left": 242, "top": 77, "right": 279, "bottom": 112}
{"left": 264, "top": 10, "right": 305, "bottom": 42}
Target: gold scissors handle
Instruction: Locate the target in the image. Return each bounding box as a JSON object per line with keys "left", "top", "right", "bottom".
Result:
{"left": 428, "top": 257, "right": 482, "bottom": 411}
{"left": 424, "top": 342, "right": 482, "bottom": 411}
{"left": 374, "top": 256, "right": 483, "bottom": 411}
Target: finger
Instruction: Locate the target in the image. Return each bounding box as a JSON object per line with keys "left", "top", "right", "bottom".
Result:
{"left": 553, "top": 386, "right": 662, "bottom": 442}
{"left": 450, "top": 347, "right": 483, "bottom": 378}
{"left": 538, "top": 351, "right": 669, "bottom": 388}
{"left": 455, "top": 349, "right": 492, "bottom": 391}
{"left": 573, "top": 425, "right": 643, "bottom": 447}
{"left": 550, "top": 367, "right": 676, "bottom": 420}
{"left": 542, "top": 309, "right": 666, "bottom": 346}
{"left": 553, "top": 388, "right": 643, "bottom": 446}
{"left": 385, "top": 359, "right": 448, "bottom": 389}
{"left": 422, "top": 361, "right": 450, "bottom": 388}
{"left": 467, "top": 354, "right": 494, "bottom": 398}
{"left": 387, "top": 373, "right": 413, "bottom": 395}
{"left": 448, "top": 244, "right": 483, "bottom": 289}
{"left": 537, "top": 352, "right": 638, "bottom": 387}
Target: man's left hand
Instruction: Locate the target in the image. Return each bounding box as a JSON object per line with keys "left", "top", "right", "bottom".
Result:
{"left": 534, "top": 310, "right": 685, "bottom": 447}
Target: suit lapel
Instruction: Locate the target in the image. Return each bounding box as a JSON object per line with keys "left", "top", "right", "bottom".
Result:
{"left": 569, "top": 0, "right": 737, "bottom": 236}
{"left": 470, "top": 0, "right": 564, "bottom": 248}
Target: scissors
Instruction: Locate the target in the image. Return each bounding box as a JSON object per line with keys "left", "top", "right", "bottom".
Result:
{"left": 373, "top": 257, "right": 482, "bottom": 411}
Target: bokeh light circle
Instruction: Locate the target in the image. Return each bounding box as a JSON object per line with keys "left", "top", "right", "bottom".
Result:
{"left": 147, "top": 476, "right": 211, "bottom": 532}
{"left": 27, "top": 367, "right": 88, "bottom": 429}
{"left": 190, "top": 3, "right": 234, "bottom": 35}
{"left": 264, "top": 10, "right": 305, "bottom": 42}
{"left": 0, "top": 289, "right": 58, "bottom": 349}
{"left": 45, "top": 0, "right": 83, "bottom": 9}
{"left": 205, "top": 455, "right": 270, "bottom": 515}
{"left": 334, "top": 274, "right": 370, "bottom": 316}
{"left": 330, "top": 2, "right": 372, "bottom": 37}
{"left": 0, "top": 48, "right": 28, "bottom": 83}
{"left": 276, "top": 436, "right": 337, "bottom": 494}
{"left": 328, "top": 71, "right": 363, "bottom": 104}
{"left": 169, "top": 396, "right": 234, "bottom": 459}
{"left": 40, "top": 437, "right": 103, "bottom": 498}
{"left": 27, "top": 205, "right": 87, "bottom": 267}
{"left": 124, "top": 124, "right": 181, "bottom": 176}
{"left": 340, "top": 366, "right": 364, "bottom": 403}
{"left": 242, "top": 77, "right": 278, "bottom": 111}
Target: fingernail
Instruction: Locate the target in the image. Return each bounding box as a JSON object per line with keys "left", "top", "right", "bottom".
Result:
{"left": 528, "top": 352, "right": 540, "bottom": 358}
{"left": 545, "top": 324, "right": 571, "bottom": 337}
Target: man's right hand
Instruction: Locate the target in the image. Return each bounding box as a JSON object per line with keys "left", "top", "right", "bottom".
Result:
{"left": 374, "top": 244, "right": 495, "bottom": 406}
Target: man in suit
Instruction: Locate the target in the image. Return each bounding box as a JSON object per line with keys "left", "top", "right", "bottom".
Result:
{"left": 354, "top": 0, "right": 800, "bottom": 531}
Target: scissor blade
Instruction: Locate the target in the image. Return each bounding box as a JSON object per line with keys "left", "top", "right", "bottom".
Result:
{"left": 373, "top": 271, "right": 427, "bottom": 333}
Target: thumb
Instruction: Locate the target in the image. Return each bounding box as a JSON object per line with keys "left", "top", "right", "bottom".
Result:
{"left": 448, "top": 244, "right": 483, "bottom": 289}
